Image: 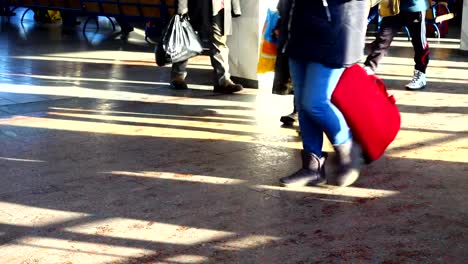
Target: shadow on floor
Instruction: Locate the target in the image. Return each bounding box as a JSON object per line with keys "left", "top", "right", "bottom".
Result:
{"left": 0, "top": 110, "right": 466, "bottom": 262}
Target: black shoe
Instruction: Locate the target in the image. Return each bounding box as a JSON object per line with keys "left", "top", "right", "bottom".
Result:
{"left": 280, "top": 111, "right": 298, "bottom": 126}
{"left": 213, "top": 83, "right": 243, "bottom": 94}
{"left": 170, "top": 79, "right": 188, "bottom": 90}
{"left": 121, "top": 26, "right": 134, "bottom": 35}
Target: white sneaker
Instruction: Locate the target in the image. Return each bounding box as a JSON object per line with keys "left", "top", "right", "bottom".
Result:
{"left": 363, "top": 66, "right": 375, "bottom": 75}
{"left": 405, "top": 70, "right": 427, "bottom": 90}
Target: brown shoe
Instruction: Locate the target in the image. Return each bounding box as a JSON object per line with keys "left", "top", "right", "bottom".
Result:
{"left": 170, "top": 77, "right": 188, "bottom": 90}
{"left": 213, "top": 80, "right": 243, "bottom": 94}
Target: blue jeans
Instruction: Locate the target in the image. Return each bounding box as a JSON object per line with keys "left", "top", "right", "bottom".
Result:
{"left": 289, "top": 59, "right": 351, "bottom": 157}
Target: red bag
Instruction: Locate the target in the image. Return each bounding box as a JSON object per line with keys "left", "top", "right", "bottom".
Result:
{"left": 331, "top": 64, "right": 401, "bottom": 163}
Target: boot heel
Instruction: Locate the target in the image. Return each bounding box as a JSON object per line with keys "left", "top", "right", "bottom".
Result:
{"left": 329, "top": 140, "right": 362, "bottom": 187}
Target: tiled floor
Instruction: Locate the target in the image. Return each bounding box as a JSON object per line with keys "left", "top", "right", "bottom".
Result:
{"left": 0, "top": 13, "right": 467, "bottom": 264}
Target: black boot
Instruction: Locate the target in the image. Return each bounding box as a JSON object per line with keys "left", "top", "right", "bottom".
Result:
{"left": 280, "top": 151, "right": 327, "bottom": 187}
{"left": 329, "top": 140, "right": 362, "bottom": 187}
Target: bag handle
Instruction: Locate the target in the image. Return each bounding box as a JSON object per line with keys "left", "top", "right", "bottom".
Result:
{"left": 369, "top": 75, "right": 396, "bottom": 104}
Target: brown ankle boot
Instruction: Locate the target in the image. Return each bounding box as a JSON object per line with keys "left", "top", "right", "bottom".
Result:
{"left": 213, "top": 80, "right": 243, "bottom": 94}
{"left": 170, "top": 76, "right": 188, "bottom": 90}
{"left": 279, "top": 151, "right": 327, "bottom": 187}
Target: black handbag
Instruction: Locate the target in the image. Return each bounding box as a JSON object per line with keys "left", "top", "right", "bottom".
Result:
{"left": 155, "top": 15, "right": 203, "bottom": 66}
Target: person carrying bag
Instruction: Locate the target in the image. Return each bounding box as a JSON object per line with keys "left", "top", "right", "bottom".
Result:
{"left": 164, "top": 0, "right": 244, "bottom": 94}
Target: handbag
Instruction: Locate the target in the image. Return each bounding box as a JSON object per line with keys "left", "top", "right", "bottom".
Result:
{"left": 155, "top": 15, "right": 203, "bottom": 67}
{"left": 331, "top": 64, "right": 401, "bottom": 163}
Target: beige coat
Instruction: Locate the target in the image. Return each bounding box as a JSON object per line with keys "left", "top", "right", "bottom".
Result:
{"left": 177, "top": 0, "right": 242, "bottom": 35}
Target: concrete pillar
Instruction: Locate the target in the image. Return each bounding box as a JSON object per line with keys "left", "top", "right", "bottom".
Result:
{"left": 227, "top": 0, "right": 278, "bottom": 88}
{"left": 461, "top": 0, "right": 468, "bottom": 50}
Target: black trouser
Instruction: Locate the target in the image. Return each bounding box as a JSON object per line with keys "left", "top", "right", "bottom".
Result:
{"left": 115, "top": 17, "right": 133, "bottom": 31}
{"left": 272, "top": 52, "right": 291, "bottom": 95}
{"left": 365, "top": 11, "right": 430, "bottom": 73}
{"left": 61, "top": 11, "right": 78, "bottom": 28}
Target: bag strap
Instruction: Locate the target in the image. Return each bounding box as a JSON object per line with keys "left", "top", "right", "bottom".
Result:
{"left": 369, "top": 75, "right": 397, "bottom": 104}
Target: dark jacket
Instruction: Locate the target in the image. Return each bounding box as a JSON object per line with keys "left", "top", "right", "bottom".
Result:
{"left": 276, "top": 0, "right": 293, "bottom": 52}
{"left": 186, "top": 0, "right": 213, "bottom": 43}
{"left": 179, "top": 0, "right": 241, "bottom": 40}
{"left": 283, "top": 0, "right": 368, "bottom": 68}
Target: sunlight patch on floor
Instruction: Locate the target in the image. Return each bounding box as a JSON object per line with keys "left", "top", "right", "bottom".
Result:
{"left": 212, "top": 235, "right": 281, "bottom": 251}
{"left": 375, "top": 56, "right": 468, "bottom": 68}
{"left": 11, "top": 51, "right": 212, "bottom": 69}
{"left": 163, "top": 255, "right": 210, "bottom": 263}
{"left": 0, "top": 73, "right": 168, "bottom": 86}
{"left": 0, "top": 157, "right": 45, "bottom": 163}
{"left": 253, "top": 185, "right": 399, "bottom": 199}
{"left": 105, "top": 171, "right": 399, "bottom": 199}
{"left": 107, "top": 171, "right": 246, "bottom": 185}
{"left": 1, "top": 238, "right": 154, "bottom": 263}
{"left": 64, "top": 218, "right": 236, "bottom": 246}
{"left": 379, "top": 74, "right": 468, "bottom": 84}
{"left": 48, "top": 107, "right": 253, "bottom": 122}
{"left": 0, "top": 83, "right": 218, "bottom": 103}
{"left": 0, "top": 115, "right": 299, "bottom": 146}
{"left": 387, "top": 130, "right": 468, "bottom": 162}
{"left": 0, "top": 202, "right": 90, "bottom": 226}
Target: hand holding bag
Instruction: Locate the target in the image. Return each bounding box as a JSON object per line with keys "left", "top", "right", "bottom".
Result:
{"left": 155, "top": 15, "right": 203, "bottom": 67}
{"left": 332, "top": 64, "right": 401, "bottom": 163}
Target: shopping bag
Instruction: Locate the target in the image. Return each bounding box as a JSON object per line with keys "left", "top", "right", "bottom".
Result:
{"left": 332, "top": 65, "right": 401, "bottom": 163}
{"left": 155, "top": 15, "right": 203, "bottom": 67}
{"left": 257, "top": 9, "right": 280, "bottom": 73}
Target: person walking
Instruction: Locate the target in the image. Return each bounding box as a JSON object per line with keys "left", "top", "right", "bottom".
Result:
{"left": 171, "top": 0, "right": 243, "bottom": 94}
{"left": 278, "top": 0, "right": 368, "bottom": 187}
{"left": 274, "top": 0, "right": 297, "bottom": 127}
{"left": 364, "top": 0, "right": 430, "bottom": 90}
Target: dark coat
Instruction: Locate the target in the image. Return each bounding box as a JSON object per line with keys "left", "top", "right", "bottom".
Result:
{"left": 178, "top": 0, "right": 241, "bottom": 39}
{"left": 187, "top": 0, "right": 213, "bottom": 43}
{"left": 277, "top": 0, "right": 293, "bottom": 52}
{"left": 283, "top": 0, "right": 368, "bottom": 68}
